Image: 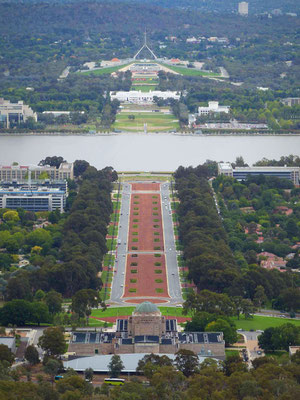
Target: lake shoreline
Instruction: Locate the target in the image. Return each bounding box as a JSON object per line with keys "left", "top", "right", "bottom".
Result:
{"left": 1, "top": 132, "right": 300, "bottom": 137}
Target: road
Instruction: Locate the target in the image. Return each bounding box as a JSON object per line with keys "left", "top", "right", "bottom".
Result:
{"left": 110, "top": 181, "right": 182, "bottom": 305}
{"left": 161, "top": 182, "right": 183, "bottom": 304}
{"left": 110, "top": 182, "right": 131, "bottom": 304}
{"left": 240, "top": 330, "right": 264, "bottom": 364}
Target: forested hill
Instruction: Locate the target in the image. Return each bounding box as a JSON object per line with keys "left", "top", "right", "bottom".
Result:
{"left": 1, "top": 0, "right": 299, "bottom": 14}
{"left": 0, "top": 2, "right": 298, "bottom": 38}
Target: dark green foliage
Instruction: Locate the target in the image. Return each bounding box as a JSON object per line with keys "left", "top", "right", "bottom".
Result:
{"left": 175, "top": 349, "right": 199, "bottom": 377}
{"left": 0, "top": 345, "right": 15, "bottom": 366}
{"left": 0, "top": 300, "right": 50, "bottom": 326}
{"left": 24, "top": 345, "right": 40, "bottom": 366}
{"left": 108, "top": 354, "right": 124, "bottom": 378}
{"left": 38, "top": 327, "right": 67, "bottom": 358}
{"left": 174, "top": 166, "right": 239, "bottom": 295}
{"left": 258, "top": 323, "right": 300, "bottom": 352}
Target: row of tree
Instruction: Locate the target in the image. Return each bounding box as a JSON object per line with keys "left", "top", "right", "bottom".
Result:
{"left": 174, "top": 165, "right": 240, "bottom": 294}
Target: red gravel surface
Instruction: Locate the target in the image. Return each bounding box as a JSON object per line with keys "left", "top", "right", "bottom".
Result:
{"left": 123, "top": 182, "right": 170, "bottom": 300}
{"left": 126, "top": 299, "right": 169, "bottom": 304}
{"left": 131, "top": 183, "right": 160, "bottom": 191}
{"left": 128, "top": 193, "right": 164, "bottom": 251}
{"left": 124, "top": 254, "right": 169, "bottom": 298}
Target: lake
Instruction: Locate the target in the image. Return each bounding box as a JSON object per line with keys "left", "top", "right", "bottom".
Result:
{"left": 1, "top": 134, "right": 300, "bottom": 171}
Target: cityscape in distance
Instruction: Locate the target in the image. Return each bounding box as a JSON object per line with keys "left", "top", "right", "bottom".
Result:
{"left": 0, "top": 1, "right": 299, "bottom": 398}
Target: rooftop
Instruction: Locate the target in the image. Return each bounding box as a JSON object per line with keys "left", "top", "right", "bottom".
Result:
{"left": 134, "top": 301, "right": 160, "bottom": 314}
{"left": 64, "top": 353, "right": 217, "bottom": 373}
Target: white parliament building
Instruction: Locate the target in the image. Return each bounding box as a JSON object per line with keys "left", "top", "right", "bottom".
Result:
{"left": 110, "top": 90, "right": 181, "bottom": 104}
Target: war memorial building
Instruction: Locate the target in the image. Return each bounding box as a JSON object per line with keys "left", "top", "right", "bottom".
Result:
{"left": 68, "top": 302, "right": 225, "bottom": 360}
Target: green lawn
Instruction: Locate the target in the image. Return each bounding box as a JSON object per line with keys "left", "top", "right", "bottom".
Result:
{"left": 106, "top": 239, "right": 117, "bottom": 251}
{"left": 110, "top": 212, "right": 120, "bottom": 222}
{"left": 103, "top": 254, "right": 115, "bottom": 267}
{"left": 131, "top": 85, "right": 157, "bottom": 92}
{"left": 88, "top": 319, "right": 113, "bottom": 328}
{"left": 114, "top": 111, "right": 179, "bottom": 132}
{"left": 101, "top": 271, "right": 113, "bottom": 283}
{"left": 90, "top": 307, "right": 300, "bottom": 331}
{"left": 232, "top": 315, "right": 300, "bottom": 330}
{"left": 161, "top": 64, "right": 220, "bottom": 77}
{"left": 112, "top": 201, "right": 121, "bottom": 210}
{"left": 107, "top": 225, "right": 118, "bottom": 236}
{"left": 225, "top": 350, "right": 240, "bottom": 358}
{"left": 81, "top": 63, "right": 131, "bottom": 75}
{"left": 91, "top": 306, "right": 189, "bottom": 319}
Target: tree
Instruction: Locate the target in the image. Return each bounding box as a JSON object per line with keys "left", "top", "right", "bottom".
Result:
{"left": 71, "top": 289, "right": 102, "bottom": 325}
{"left": 43, "top": 359, "right": 61, "bottom": 384}
{"left": 3, "top": 210, "right": 20, "bottom": 223}
{"left": 136, "top": 353, "right": 173, "bottom": 378}
{"left": 0, "top": 344, "right": 15, "bottom": 366}
{"left": 44, "top": 290, "right": 63, "bottom": 315}
{"left": 205, "top": 318, "right": 238, "bottom": 346}
{"left": 34, "top": 290, "right": 46, "bottom": 302}
{"left": 84, "top": 368, "right": 93, "bottom": 382}
{"left": 74, "top": 160, "right": 89, "bottom": 177}
{"left": 108, "top": 354, "right": 124, "bottom": 378}
{"left": 38, "top": 327, "right": 67, "bottom": 358}
{"left": 175, "top": 349, "right": 199, "bottom": 377}
{"left": 39, "top": 156, "right": 66, "bottom": 168}
{"left": 253, "top": 285, "right": 267, "bottom": 310}
{"left": 24, "top": 345, "right": 40, "bottom": 366}
{"left": 258, "top": 327, "right": 277, "bottom": 352}
{"left": 234, "top": 156, "right": 248, "bottom": 167}
{"left": 223, "top": 353, "right": 247, "bottom": 376}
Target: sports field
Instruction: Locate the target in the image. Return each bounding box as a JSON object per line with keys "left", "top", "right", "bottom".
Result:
{"left": 114, "top": 111, "right": 179, "bottom": 132}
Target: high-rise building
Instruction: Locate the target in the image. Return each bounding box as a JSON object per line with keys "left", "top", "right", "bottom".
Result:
{"left": 238, "top": 2, "right": 249, "bottom": 16}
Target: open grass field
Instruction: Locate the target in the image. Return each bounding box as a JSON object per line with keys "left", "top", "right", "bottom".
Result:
{"left": 90, "top": 307, "right": 300, "bottom": 331}
{"left": 91, "top": 306, "right": 187, "bottom": 319}
{"left": 131, "top": 85, "right": 157, "bottom": 92}
{"left": 81, "top": 63, "right": 131, "bottom": 75}
{"left": 114, "top": 111, "right": 179, "bottom": 132}
{"left": 232, "top": 315, "right": 300, "bottom": 330}
{"left": 161, "top": 64, "right": 220, "bottom": 77}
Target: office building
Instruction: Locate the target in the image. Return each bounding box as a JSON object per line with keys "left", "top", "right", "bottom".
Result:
{"left": 0, "top": 185, "right": 67, "bottom": 212}
{"left": 198, "top": 101, "right": 230, "bottom": 116}
{"left": 218, "top": 163, "right": 300, "bottom": 185}
{"left": 110, "top": 90, "right": 181, "bottom": 104}
{"left": 68, "top": 302, "right": 225, "bottom": 359}
{"left": 0, "top": 162, "right": 74, "bottom": 181}
{"left": 238, "top": 2, "right": 248, "bottom": 16}
{"left": 0, "top": 98, "right": 37, "bottom": 128}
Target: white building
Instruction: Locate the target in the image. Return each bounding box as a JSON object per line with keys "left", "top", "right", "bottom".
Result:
{"left": 0, "top": 98, "right": 37, "bottom": 128}
{"left": 110, "top": 90, "right": 181, "bottom": 104}
{"left": 238, "top": 2, "right": 248, "bottom": 16}
{"left": 218, "top": 163, "right": 300, "bottom": 185}
{"left": 198, "top": 101, "right": 230, "bottom": 116}
{"left": 0, "top": 186, "right": 66, "bottom": 213}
